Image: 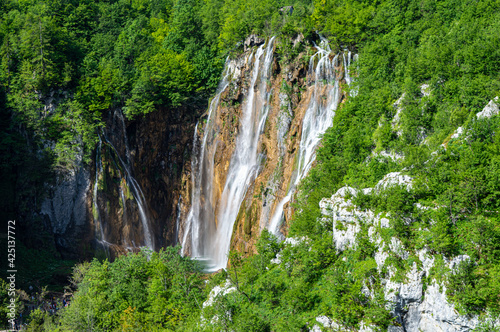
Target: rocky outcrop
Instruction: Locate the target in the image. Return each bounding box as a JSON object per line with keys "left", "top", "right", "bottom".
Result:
{"left": 476, "top": 97, "right": 499, "bottom": 119}
{"left": 118, "top": 107, "right": 197, "bottom": 249}
{"left": 318, "top": 169, "right": 500, "bottom": 331}
{"left": 86, "top": 106, "right": 198, "bottom": 257}
{"left": 40, "top": 161, "right": 91, "bottom": 258}
{"left": 38, "top": 102, "right": 200, "bottom": 259}
{"left": 244, "top": 34, "right": 265, "bottom": 52}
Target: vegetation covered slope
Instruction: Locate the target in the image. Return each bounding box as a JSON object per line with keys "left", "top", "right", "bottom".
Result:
{"left": 0, "top": 0, "right": 309, "bottom": 262}
{"left": 1, "top": 0, "right": 500, "bottom": 330}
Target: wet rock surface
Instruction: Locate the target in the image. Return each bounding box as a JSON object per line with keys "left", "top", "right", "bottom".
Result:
{"left": 41, "top": 164, "right": 91, "bottom": 258}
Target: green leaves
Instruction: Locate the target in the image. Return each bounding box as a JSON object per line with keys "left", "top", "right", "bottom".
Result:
{"left": 58, "top": 247, "right": 203, "bottom": 331}
{"left": 124, "top": 49, "right": 195, "bottom": 118}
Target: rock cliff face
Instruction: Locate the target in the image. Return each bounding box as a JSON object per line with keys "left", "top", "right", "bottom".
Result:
{"left": 40, "top": 105, "right": 199, "bottom": 258}
{"left": 318, "top": 182, "right": 500, "bottom": 331}
{"left": 40, "top": 158, "right": 91, "bottom": 258}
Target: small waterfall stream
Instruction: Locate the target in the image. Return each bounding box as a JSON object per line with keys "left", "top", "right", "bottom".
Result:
{"left": 93, "top": 135, "right": 111, "bottom": 257}
{"left": 174, "top": 195, "right": 182, "bottom": 246}
{"left": 104, "top": 135, "right": 154, "bottom": 250}
{"left": 268, "top": 38, "right": 356, "bottom": 236}
{"left": 92, "top": 111, "right": 154, "bottom": 252}
{"left": 183, "top": 39, "right": 275, "bottom": 270}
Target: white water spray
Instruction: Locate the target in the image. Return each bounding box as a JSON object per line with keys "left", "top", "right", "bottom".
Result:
{"left": 181, "top": 60, "right": 234, "bottom": 259}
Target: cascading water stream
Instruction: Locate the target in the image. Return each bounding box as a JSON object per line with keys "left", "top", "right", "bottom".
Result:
{"left": 102, "top": 131, "right": 154, "bottom": 250}
{"left": 182, "top": 39, "right": 275, "bottom": 270}
{"left": 181, "top": 62, "right": 233, "bottom": 258}
{"left": 343, "top": 50, "right": 353, "bottom": 85}
{"left": 210, "top": 38, "right": 275, "bottom": 270}
{"left": 268, "top": 37, "right": 355, "bottom": 236}
{"left": 343, "top": 51, "right": 358, "bottom": 96}
{"left": 92, "top": 109, "right": 154, "bottom": 252}
{"left": 93, "top": 135, "right": 111, "bottom": 257}
{"left": 174, "top": 195, "right": 182, "bottom": 246}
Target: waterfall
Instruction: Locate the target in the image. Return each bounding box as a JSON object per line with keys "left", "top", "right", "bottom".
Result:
{"left": 343, "top": 50, "right": 353, "bottom": 85}
{"left": 92, "top": 110, "right": 154, "bottom": 252}
{"left": 93, "top": 135, "right": 111, "bottom": 257}
{"left": 183, "top": 38, "right": 275, "bottom": 270}
{"left": 180, "top": 58, "right": 233, "bottom": 258}
{"left": 343, "top": 50, "right": 358, "bottom": 95}
{"left": 181, "top": 61, "right": 233, "bottom": 260}
{"left": 174, "top": 195, "right": 182, "bottom": 246}
{"left": 183, "top": 36, "right": 355, "bottom": 265}
{"left": 102, "top": 131, "right": 154, "bottom": 251}
{"left": 268, "top": 37, "right": 344, "bottom": 236}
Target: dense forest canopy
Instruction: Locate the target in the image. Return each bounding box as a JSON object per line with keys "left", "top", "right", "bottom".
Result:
{"left": 2, "top": 0, "right": 499, "bottom": 164}
{"left": 1, "top": 0, "right": 500, "bottom": 330}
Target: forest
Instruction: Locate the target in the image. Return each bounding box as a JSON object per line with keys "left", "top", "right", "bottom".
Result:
{"left": 1, "top": 0, "right": 500, "bottom": 330}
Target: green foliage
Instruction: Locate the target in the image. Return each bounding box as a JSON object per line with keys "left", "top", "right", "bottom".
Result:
{"left": 125, "top": 49, "right": 196, "bottom": 117}
{"left": 1, "top": 0, "right": 229, "bottom": 167}
{"left": 286, "top": 0, "right": 500, "bottom": 321}
{"left": 26, "top": 308, "right": 59, "bottom": 332}
{"left": 2, "top": 0, "right": 500, "bottom": 328}
{"left": 0, "top": 279, "right": 12, "bottom": 328}
{"left": 196, "top": 230, "right": 393, "bottom": 331}
{"left": 311, "top": 0, "right": 376, "bottom": 45}
{"left": 447, "top": 260, "right": 500, "bottom": 316}
{"left": 55, "top": 247, "right": 203, "bottom": 331}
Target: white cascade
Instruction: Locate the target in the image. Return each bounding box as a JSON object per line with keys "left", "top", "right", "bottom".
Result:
{"left": 183, "top": 38, "right": 275, "bottom": 270}
{"left": 93, "top": 135, "right": 111, "bottom": 257}
{"left": 181, "top": 60, "right": 234, "bottom": 260}
{"left": 174, "top": 195, "right": 182, "bottom": 246}
{"left": 102, "top": 130, "right": 154, "bottom": 251}
{"left": 268, "top": 37, "right": 343, "bottom": 236}
{"left": 343, "top": 50, "right": 358, "bottom": 95}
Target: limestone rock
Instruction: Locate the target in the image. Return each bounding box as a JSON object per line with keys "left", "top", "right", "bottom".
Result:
{"left": 372, "top": 150, "right": 404, "bottom": 162}
{"left": 316, "top": 169, "right": 499, "bottom": 332}
{"left": 421, "top": 83, "right": 431, "bottom": 97}
{"left": 450, "top": 126, "right": 464, "bottom": 139}
{"left": 244, "top": 34, "right": 265, "bottom": 51}
{"left": 41, "top": 164, "right": 90, "bottom": 258}
{"left": 310, "top": 316, "right": 341, "bottom": 332}
{"left": 203, "top": 280, "right": 236, "bottom": 308}
{"left": 375, "top": 172, "right": 413, "bottom": 191}
{"left": 476, "top": 97, "right": 499, "bottom": 119}
{"left": 320, "top": 186, "right": 371, "bottom": 251}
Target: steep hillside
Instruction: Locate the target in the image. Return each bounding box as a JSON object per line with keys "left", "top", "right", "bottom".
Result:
{"left": 1, "top": 0, "right": 500, "bottom": 331}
